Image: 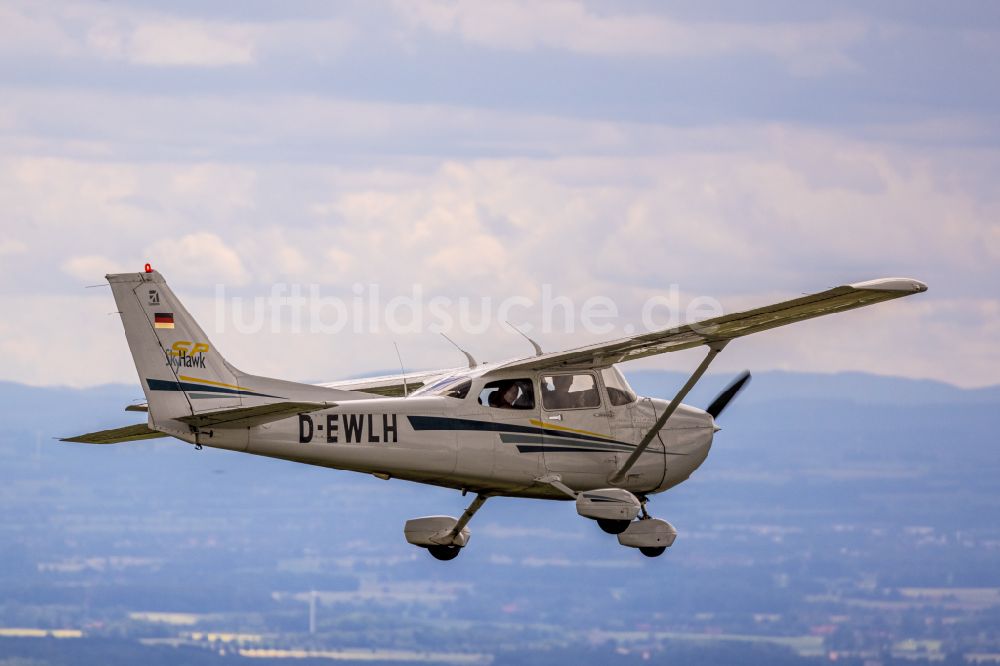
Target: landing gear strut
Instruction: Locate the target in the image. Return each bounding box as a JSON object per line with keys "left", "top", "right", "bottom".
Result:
{"left": 537, "top": 475, "right": 676, "bottom": 557}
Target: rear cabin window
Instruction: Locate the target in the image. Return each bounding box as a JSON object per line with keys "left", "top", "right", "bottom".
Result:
{"left": 540, "top": 373, "right": 601, "bottom": 410}
{"left": 478, "top": 379, "right": 535, "bottom": 410}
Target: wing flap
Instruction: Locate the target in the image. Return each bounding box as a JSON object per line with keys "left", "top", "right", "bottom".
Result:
{"left": 61, "top": 423, "right": 167, "bottom": 445}
{"left": 177, "top": 401, "right": 335, "bottom": 429}
{"left": 486, "top": 278, "right": 927, "bottom": 374}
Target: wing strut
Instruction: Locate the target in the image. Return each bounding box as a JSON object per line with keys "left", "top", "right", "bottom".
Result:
{"left": 608, "top": 340, "right": 728, "bottom": 485}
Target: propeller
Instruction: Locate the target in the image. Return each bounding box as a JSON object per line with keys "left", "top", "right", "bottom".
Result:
{"left": 705, "top": 370, "right": 752, "bottom": 420}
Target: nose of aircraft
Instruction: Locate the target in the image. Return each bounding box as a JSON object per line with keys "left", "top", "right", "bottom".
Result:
{"left": 701, "top": 411, "right": 716, "bottom": 455}
{"left": 655, "top": 403, "right": 716, "bottom": 456}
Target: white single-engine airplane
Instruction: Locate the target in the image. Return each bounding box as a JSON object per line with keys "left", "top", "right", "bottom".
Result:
{"left": 65, "top": 266, "right": 927, "bottom": 560}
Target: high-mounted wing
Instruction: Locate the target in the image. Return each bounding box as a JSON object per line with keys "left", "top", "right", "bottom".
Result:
{"left": 485, "top": 278, "right": 927, "bottom": 374}
{"left": 61, "top": 423, "right": 167, "bottom": 445}
{"left": 320, "top": 368, "right": 463, "bottom": 397}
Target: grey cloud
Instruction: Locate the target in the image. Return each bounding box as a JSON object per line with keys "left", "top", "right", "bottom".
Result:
{"left": 0, "top": 2, "right": 998, "bottom": 139}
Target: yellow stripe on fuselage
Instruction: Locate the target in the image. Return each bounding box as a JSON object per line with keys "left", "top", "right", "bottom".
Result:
{"left": 178, "top": 375, "right": 250, "bottom": 392}
{"left": 528, "top": 418, "right": 613, "bottom": 441}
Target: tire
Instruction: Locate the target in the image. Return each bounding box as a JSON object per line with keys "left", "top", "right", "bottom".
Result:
{"left": 639, "top": 546, "right": 666, "bottom": 558}
{"left": 597, "top": 519, "right": 631, "bottom": 535}
{"left": 427, "top": 545, "right": 461, "bottom": 561}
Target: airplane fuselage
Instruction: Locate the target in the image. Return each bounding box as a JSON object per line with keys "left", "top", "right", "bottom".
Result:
{"left": 168, "top": 389, "right": 714, "bottom": 500}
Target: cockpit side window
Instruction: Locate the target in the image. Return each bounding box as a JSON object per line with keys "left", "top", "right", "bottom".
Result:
{"left": 540, "top": 373, "right": 601, "bottom": 410}
{"left": 601, "top": 367, "right": 637, "bottom": 406}
{"left": 478, "top": 379, "right": 535, "bottom": 410}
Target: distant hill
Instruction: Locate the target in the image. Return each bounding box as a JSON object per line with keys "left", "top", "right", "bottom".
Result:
{"left": 1, "top": 369, "right": 998, "bottom": 572}
{"left": 0, "top": 381, "right": 143, "bottom": 437}
{"left": 624, "top": 370, "right": 1000, "bottom": 408}
{"left": 2, "top": 370, "right": 996, "bottom": 441}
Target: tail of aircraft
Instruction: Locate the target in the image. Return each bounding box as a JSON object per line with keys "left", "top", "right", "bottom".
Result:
{"left": 106, "top": 266, "right": 351, "bottom": 434}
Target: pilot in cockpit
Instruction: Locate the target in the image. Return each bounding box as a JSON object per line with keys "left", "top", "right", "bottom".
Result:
{"left": 489, "top": 380, "right": 533, "bottom": 409}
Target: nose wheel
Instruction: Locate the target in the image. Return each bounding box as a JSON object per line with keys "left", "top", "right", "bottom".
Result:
{"left": 612, "top": 497, "right": 677, "bottom": 557}
{"left": 537, "top": 476, "right": 676, "bottom": 557}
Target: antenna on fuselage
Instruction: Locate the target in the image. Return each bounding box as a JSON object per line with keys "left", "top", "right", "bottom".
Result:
{"left": 504, "top": 320, "right": 543, "bottom": 357}
{"left": 393, "top": 342, "right": 409, "bottom": 397}
{"left": 440, "top": 333, "right": 478, "bottom": 369}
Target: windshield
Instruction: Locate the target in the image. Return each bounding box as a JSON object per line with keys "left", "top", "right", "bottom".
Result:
{"left": 410, "top": 375, "right": 472, "bottom": 398}
{"left": 601, "top": 366, "right": 637, "bottom": 406}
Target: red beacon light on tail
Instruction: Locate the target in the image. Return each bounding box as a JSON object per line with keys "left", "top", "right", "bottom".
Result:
{"left": 144, "top": 263, "right": 153, "bottom": 273}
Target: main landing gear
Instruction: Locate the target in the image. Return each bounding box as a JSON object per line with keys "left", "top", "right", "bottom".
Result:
{"left": 405, "top": 484, "right": 678, "bottom": 561}
{"left": 404, "top": 493, "right": 489, "bottom": 561}
{"left": 427, "top": 545, "right": 462, "bottom": 561}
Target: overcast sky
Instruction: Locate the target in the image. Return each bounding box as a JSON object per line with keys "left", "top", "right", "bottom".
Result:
{"left": 1, "top": 1, "right": 998, "bottom": 388}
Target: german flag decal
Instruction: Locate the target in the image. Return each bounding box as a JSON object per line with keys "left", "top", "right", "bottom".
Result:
{"left": 154, "top": 313, "right": 175, "bottom": 329}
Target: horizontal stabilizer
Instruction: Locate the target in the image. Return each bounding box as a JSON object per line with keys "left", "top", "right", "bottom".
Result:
{"left": 177, "top": 401, "right": 336, "bottom": 429}
{"left": 61, "top": 423, "right": 167, "bottom": 445}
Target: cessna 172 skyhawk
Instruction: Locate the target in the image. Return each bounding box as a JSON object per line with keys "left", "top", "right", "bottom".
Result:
{"left": 65, "top": 266, "right": 927, "bottom": 560}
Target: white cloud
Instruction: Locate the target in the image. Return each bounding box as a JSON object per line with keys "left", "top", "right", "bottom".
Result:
{"left": 61, "top": 255, "right": 131, "bottom": 282}
{"left": 121, "top": 20, "right": 255, "bottom": 66}
{"left": 0, "top": 3, "right": 79, "bottom": 58}
{"left": 0, "top": 239, "right": 28, "bottom": 256}
{"left": 146, "top": 232, "right": 250, "bottom": 287}
{"left": 0, "top": 3, "right": 995, "bottom": 389}
{"left": 1, "top": 112, "right": 997, "bottom": 387}
{"left": 0, "top": 1, "right": 354, "bottom": 69}
{"left": 393, "top": 0, "right": 864, "bottom": 73}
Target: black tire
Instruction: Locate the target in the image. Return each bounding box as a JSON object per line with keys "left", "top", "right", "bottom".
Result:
{"left": 597, "top": 519, "right": 631, "bottom": 535}
{"left": 428, "top": 545, "right": 461, "bottom": 561}
{"left": 639, "top": 546, "right": 666, "bottom": 558}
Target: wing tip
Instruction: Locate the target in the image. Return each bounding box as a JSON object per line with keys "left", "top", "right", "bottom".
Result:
{"left": 849, "top": 277, "right": 928, "bottom": 294}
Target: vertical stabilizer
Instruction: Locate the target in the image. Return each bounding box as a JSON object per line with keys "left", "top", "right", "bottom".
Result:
{"left": 107, "top": 269, "right": 245, "bottom": 428}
